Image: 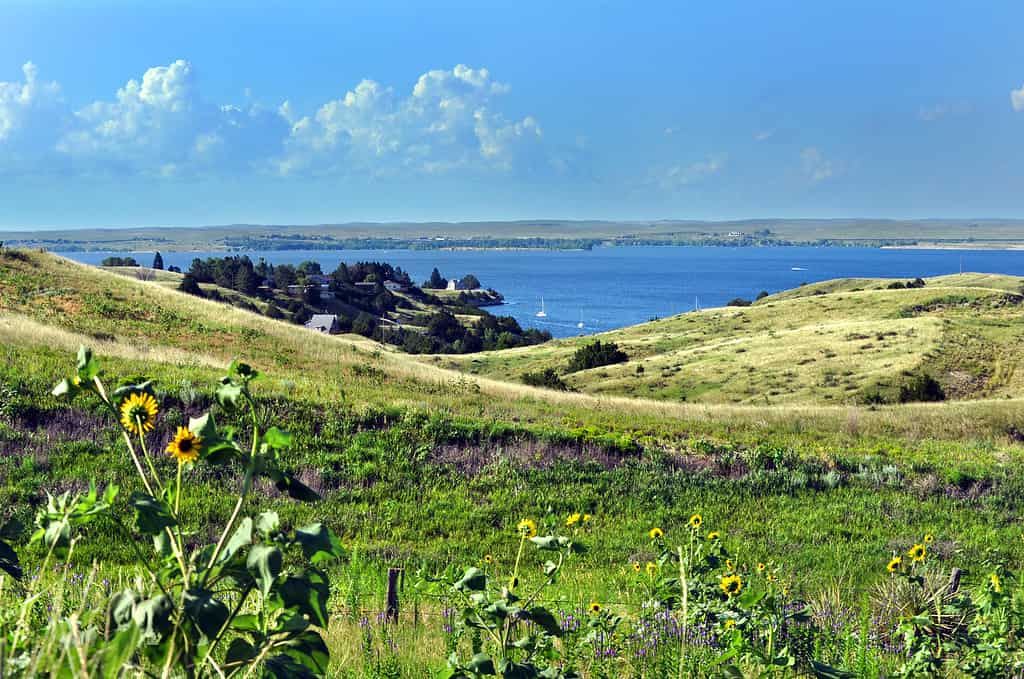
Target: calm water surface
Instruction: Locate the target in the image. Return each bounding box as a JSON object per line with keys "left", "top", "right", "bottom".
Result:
{"left": 63, "top": 246, "right": 1024, "bottom": 337}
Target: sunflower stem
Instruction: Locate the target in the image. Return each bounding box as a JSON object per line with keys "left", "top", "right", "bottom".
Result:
{"left": 136, "top": 416, "right": 164, "bottom": 494}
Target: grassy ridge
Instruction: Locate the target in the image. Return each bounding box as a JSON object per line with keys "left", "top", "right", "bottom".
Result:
{"left": 3, "top": 247, "right": 1024, "bottom": 650}
{"left": 444, "top": 273, "right": 1024, "bottom": 405}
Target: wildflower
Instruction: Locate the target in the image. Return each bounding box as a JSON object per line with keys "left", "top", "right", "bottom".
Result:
{"left": 757, "top": 562, "right": 766, "bottom": 573}
{"left": 566, "top": 512, "right": 582, "bottom": 527}
{"left": 720, "top": 574, "right": 743, "bottom": 598}
{"left": 120, "top": 392, "right": 158, "bottom": 434}
{"left": 907, "top": 543, "right": 926, "bottom": 562}
{"left": 688, "top": 513, "right": 702, "bottom": 530}
{"left": 924, "top": 533, "right": 934, "bottom": 544}
{"left": 632, "top": 562, "right": 642, "bottom": 573}
{"left": 588, "top": 602, "right": 602, "bottom": 614}
{"left": 887, "top": 556, "right": 903, "bottom": 573}
{"left": 517, "top": 519, "right": 537, "bottom": 538}
{"left": 725, "top": 559, "right": 735, "bottom": 572}
{"left": 645, "top": 562, "right": 658, "bottom": 578}
{"left": 165, "top": 426, "right": 201, "bottom": 463}
{"left": 766, "top": 573, "right": 777, "bottom": 583}
{"left": 583, "top": 514, "right": 591, "bottom": 523}
{"left": 649, "top": 527, "right": 664, "bottom": 540}
{"left": 483, "top": 554, "right": 494, "bottom": 565}
{"left": 990, "top": 573, "right": 1002, "bottom": 593}
{"left": 723, "top": 619, "right": 736, "bottom": 630}
{"left": 706, "top": 531, "right": 720, "bottom": 541}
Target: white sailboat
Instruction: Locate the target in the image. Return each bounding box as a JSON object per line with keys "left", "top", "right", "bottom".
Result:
{"left": 577, "top": 310, "right": 584, "bottom": 329}
{"left": 536, "top": 297, "right": 547, "bottom": 318}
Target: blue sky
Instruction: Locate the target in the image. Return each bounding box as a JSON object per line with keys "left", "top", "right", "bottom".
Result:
{"left": 2, "top": 0, "right": 1024, "bottom": 229}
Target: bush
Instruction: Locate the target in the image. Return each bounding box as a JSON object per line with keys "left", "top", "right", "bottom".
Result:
{"left": 899, "top": 373, "right": 945, "bottom": 403}
{"left": 726, "top": 297, "right": 752, "bottom": 307}
{"left": 100, "top": 256, "right": 139, "bottom": 267}
{"left": 521, "top": 368, "right": 570, "bottom": 391}
{"left": 565, "top": 340, "right": 628, "bottom": 373}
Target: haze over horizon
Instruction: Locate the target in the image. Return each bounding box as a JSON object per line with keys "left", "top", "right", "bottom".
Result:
{"left": 3, "top": 1, "right": 1024, "bottom": 229}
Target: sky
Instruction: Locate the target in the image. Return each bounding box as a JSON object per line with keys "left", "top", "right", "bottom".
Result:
{"left": 2, "top": 0, "right": 1024, "bottom": 229}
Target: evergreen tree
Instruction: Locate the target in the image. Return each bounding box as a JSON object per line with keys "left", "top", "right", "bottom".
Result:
{"left": 179, "top": 274, "right": 203, "bottom": 297}
{"left": 152, "top": 251, "right": 164, "bottom": 270}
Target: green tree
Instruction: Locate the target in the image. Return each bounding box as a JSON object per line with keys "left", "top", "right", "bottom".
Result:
{"left": 151, "top": 251, "right": 164, "bottom": 270}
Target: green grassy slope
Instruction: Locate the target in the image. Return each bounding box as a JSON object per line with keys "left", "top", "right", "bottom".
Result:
{"left": 443, "top": 273, "right": 1024, "bottom": 405}
{"left": 3, "top": 248, "right": 1024, "bottom": 600}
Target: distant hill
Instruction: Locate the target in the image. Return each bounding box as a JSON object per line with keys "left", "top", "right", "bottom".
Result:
{"left": 440, "top": 273, "right": 1024, "bottom": 405}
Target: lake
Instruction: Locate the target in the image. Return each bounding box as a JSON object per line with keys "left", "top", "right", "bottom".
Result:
{"left": 62, "top": 246, "right": 1024, "bottom": 337}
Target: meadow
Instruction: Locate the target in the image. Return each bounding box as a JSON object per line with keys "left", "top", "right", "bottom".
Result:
{"left": 2, "top": 249, "right": 1024, "bottom": 676}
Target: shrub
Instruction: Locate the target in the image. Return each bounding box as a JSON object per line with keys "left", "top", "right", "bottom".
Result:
{"left": 726, "top": 297, "right": 752, "bottom": 307}
{"left": 566, "top": 340, "right": 628, "bottom": 373}
{"left": 521, "top": 368, "right": 569, "bottom": 391}
{"left": 898, "top": 373, "right": 945, "bottom": 403}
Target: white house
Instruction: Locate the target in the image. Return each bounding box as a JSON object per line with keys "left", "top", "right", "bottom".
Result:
{"left": 304, "top": 314, "right": 340, "bottom": 334}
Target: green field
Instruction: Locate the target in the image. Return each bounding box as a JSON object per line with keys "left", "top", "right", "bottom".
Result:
{"left": 2, "top": 249, "right": 1024, "bottom": 676}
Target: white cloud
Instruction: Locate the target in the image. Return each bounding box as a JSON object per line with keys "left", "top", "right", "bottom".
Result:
{"left": 0, "top": 60, "right": 544, "bottom": 179}
{"left": 1011, "top": 85, "right": 1024, "bottom": 112}
{"left": 801, "top": 147, "right": 835, "bottom": 183}
{"left": 918, "top": 101, "right": 972, "bottom": 121}
{"left": 280, "top": 63, "right": 542, "bottom": 176}
{"left": 658, "top": 154, "right": 727, "bottom": 190}
{"left": 754, "top": 130, "right": 774, "bottom": 142}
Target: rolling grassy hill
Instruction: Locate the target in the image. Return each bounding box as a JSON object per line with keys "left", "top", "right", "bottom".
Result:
{"left": 4, "top": 248, "right": 1024, "bottom": 674}
{"left": 442, "top": 273, "right": 1024, "bottom": 405}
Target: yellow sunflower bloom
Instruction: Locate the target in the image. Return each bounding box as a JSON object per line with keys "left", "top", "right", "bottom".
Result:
{"left": 165, "top": 426, "right": 201, "bottom": 463}
{"left": 688, "top": 513, "right": 702, "bottom": 530}
{"left": 588, "top": 602, "right": 602, "bottom": 614}
{"left": 907, "top": 544, "right": 926, "bottom": 562}
{"left": 720, "top": 574, "right": 743, "bottom": 598}
{"left": 706, "top": 531, "right": 720, "bottom": 541}
{"left": 483, "top": 554, "right": 494, "bottom": 565}
{"left": 632, "top": 562, "right": 642, "bottom": 573}
{"left": 887, "top": 556, "right": 903, "bottom": 573}
{"left": 583, "top": 514, "right": 591, "bottom": 523}
{"left": 757, "top": 562, "right": 766, "bottom": 573}
{"left": 723, "top": 619, "right": 736, "bottom": 630}
{"left": 120, "top": 392, "right": 158, "bottom": 435}
{"left": 516, "top": 519, "right": 537, "bottom": 538}
{"left": 725, "top": 559, "right": 735, "bottom": 572}
{"left": 649, "top": 527, "right": 664, "bottom": 540}
{"left": 765, "top": 573, "right": 777, "bottom": 583}
{"left": 990, "top": 573, "right": 1002, "bottom": 593}
{"left": 566, "top": 513, "right": 582, "bottom": 527}
{"left": 923, "top": 533, "right": 934, "bottom": 544}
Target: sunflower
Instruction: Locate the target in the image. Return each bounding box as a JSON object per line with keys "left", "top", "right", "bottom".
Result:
{"left": 720, "top": 574, "right": 743, "bottom": 598}
{"left": 649, "top": 527, "right": 664, "bottom": 540}
{"left": 588, "top": 602, "right": 602, "bottom": 614}
{"left": 120, "top": 392, "right": 158, "bottom": 435}
{"left": 645, "top": 562, "right": 658, "bottom": 577}
{"left": 725, "top": 559, "right": 735, "bottom": 572}
{"left": 688, "top": 513, "right": 702, "bottom": 530}
{"left": 907, "top": 544, "right": 926, "bottom": 562}
{"left": 517, "top": 519, "right": 537, "bottom": 538}
{"left": 924, "top": 534, "right": 934, "bottom": 544}
{"left": 166, "top": 426, "right": 201, "bottom": 463}
{"left": 483, "top": 554, "right": 494, "bottom": 565}
{"left": 566, "top": 513, "right": 582, "bottom": 527}
{"left": 991, "top": 573, "right": 1003, "bottom": 593}
{"left": 632, "top": 562, "right": 642, "bottom": 573}
{"left": 583, "top": 514, "right": 591, "bottom": 523}
{"left": 887, "top": 556, "right": 903, "bottom": 573}
{"left": 765, "top": 573, "right": 777, "bottom": 583}
{"left": 706, "top": 531, "right": 720, "bottom": 541}
{"left": 757, "top": 563, "right": 766, "bottom": 573}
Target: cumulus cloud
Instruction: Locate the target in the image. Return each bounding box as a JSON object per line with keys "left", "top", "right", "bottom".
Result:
{"left": 280, "top": 63, "right": 542, "bottom": 176}
{"left": 657, "top": 154, "right": 727, "bottom": 191}
{"left": 0, "top": 60, "right": 545, "bottom": 179}
{"left": 1011, "top": 85, "right": 1024, "bottom": 112}
{"left": 801, "top": 147, "right": 835, "bottom": 183}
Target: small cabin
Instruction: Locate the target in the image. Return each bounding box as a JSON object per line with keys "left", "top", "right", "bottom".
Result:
{"left": 304, "top": 314, "right": 340, "bottom": 334}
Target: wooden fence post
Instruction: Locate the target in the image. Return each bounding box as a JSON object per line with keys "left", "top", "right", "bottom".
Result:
{"left": 386, "top": 567, "right": 401, "bottom": 623}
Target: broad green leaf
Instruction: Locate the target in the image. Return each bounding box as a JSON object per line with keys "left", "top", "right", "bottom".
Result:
{"left": 219, "top": 517, "right": 253, "bottom": 564}
{"left": 129, "top": 493, "right": 176, "bottom": 535}
{"left": 246, "top": 544, "right": 282, "bottom": 598}
{"left": 272, "top": 568, "right": 331, "bottom": 627}
{"left": 216, "top": 379, "right": 244, "bottom": 410}
{"left": 230, "top": 614, "right": 260, "bottom": 632}
{"left": 497, "top": 659, "right": 539, "bottom": 679}
{"left": 264, "top": 655, "right": 318, "bottom": 679}
{"left": 263, "top": 427, "right": 292, "bottom": 450}
{"left": 0, "top": 539, "right": 21, "bottom": 580}
{"left": 183, "top": 588, "right": 230, "bottom": 641}
{"left": 51, "top": 378, "right": 81, "bottom": 400}
{"left": 272, "top": 472, "right": 321, "bottom": 502}
{"left": 467, "top": 653, "right": 496, "bottom": 675}
{"left": 225, "top": 638, "right": 258, "bottom": 666}
{"left": 529, "top": 536, "right": 561, "bottom": 551}
{"left": 100, "top": 625, "right": 140, "bottom": 679}
{"left": 524, "top": 607, "right": 562, "bottom": 637}
{"left": 294, "top": 523, "right": 344, "bottom": 564}
{"left": 132, "top": 595, "right": 173, "bottom": 643}
{"left": 255, "top": 511, "right": 280, "bottom": 537}
{"left": 278, "top": 630, "right": 329, "bottom": 675}
{"left": 76, "top": 345, "right": 100, "bottom": 380}
{"left": 453, "top": 567, "right": 487, "bottom": 592}
{"left": 107, "top": 590, "right": 139, "bottom": 632}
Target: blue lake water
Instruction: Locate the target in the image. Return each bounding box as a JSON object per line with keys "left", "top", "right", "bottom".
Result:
{"left": 62, "top": 246, "right": 1024, "bottom": 338}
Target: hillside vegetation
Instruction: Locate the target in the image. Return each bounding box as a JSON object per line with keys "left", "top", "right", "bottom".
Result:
{"left": 443, "top": 273, "right": 1024, "bottom": 405}
{"left": 4, "top": 249, "right": 1024, "bottom": 675}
